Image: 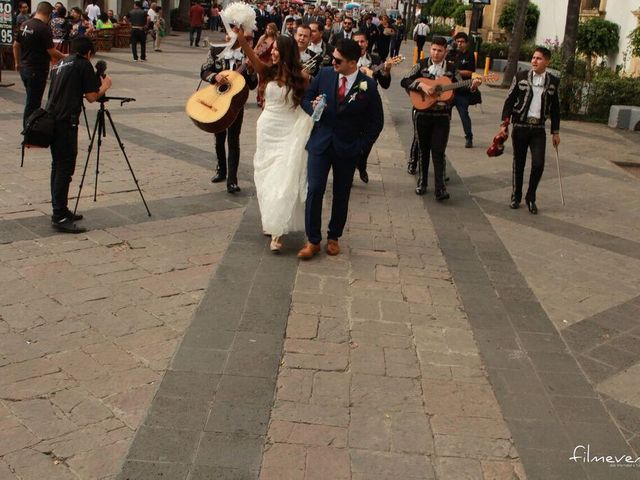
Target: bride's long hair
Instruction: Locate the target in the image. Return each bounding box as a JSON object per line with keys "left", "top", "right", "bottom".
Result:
{"left": 264, "top": 35, "right": 307, "bottom": 108}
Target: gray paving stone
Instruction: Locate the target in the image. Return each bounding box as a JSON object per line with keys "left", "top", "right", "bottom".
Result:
{"left": 188, "top": 465, "right": 258, "bottom": 480}
{"left": 193, "top": 432, "right": 263, "bottom": 471}
{"left": 156, "top": 371, "right": 220, "bottom": 400}
{"left": 117, "top": 460, "right": 190, "bottom": 480}
{"left": 204, "top": 401, "right": 270, "bottom": 435}
{"left": 126, "top": 426, "right": 200, "bottom": 463}
{"left": 214, "top": 375, "right": 276, "bottom": 408}
{"left": 143, "top": 396, "right": 210, "bottom": 431}
{"left": 171, "top": 347, "right": 228, "bottom": 374}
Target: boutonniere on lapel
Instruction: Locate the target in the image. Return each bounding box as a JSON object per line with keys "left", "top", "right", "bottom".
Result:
{"left": 347, "top": 80, "right": 368, "bottom": 103}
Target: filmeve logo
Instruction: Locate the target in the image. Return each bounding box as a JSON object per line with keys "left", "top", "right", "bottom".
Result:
{"left": 570, "top": 445, "right": 640, "bottom": 467}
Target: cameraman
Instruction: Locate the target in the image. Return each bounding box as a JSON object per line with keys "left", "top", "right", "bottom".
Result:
{"left": 47, "top": 37, "right": 112, "bottom": 233}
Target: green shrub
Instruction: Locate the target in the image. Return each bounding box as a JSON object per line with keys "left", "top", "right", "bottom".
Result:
{"left": 478, "top": 41, "right": 536, "bottom": 62}
{"left": 577, "top": 17, "right": 620, "bottom": 58}
{"left": 498, "top": 0, "right": 540, "bottom": 40}
{"left": 586, "top": 76, "right": 640, "bottom": 121}
{"left": 429, "top": 23, "right": 453, "bottom": 40}
{"left": 452, "top": 4, "right": 471, "bottom": 26}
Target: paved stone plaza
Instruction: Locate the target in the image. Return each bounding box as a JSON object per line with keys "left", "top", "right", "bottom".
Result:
{"left": 0, "top": 33, "right": 639, "bottom": 480}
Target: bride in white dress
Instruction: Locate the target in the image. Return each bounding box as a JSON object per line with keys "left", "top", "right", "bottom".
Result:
{"left": 236, "top": 30, "right": 313, "bottom": 252}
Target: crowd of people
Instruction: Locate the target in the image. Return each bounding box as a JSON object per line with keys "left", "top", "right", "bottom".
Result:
{"left": 13, "top": 1, "right": 560, "bottom": 244}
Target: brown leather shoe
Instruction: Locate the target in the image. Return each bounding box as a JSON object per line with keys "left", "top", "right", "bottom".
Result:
{"left": 326, "top": 239, "right": 340, "bottom": 256}
{"left": 297, "top": 242, "right": 321, "bottom": 260}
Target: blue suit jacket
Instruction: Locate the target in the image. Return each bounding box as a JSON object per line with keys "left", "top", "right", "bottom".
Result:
{"left": 302, "top": 67, "right": 384, "bottom": 158}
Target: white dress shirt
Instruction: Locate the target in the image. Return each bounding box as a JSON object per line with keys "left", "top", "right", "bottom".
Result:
{"left": 339, "top": 70, "right": 359, "bottom": 98}
{"left": 527, "top": 71, "right": 546, "bottom": 119}
{"left": 308, "top": 41, "right": 323, "bottom": 55}
{"left": 357, "top": 54, "right": 371, "bottom": 69}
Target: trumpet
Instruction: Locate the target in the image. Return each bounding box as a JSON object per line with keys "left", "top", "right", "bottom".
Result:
{"left": 302, "top": 52, "right": 323, "bottom": 73}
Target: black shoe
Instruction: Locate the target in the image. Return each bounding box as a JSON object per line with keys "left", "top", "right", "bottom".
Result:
{"left": 526, "top": 199, "right": 538, "bottom": 215}
{"left": 359, "top": 169, "right": 369, "bottom": 183}
{"left": 64, "top": 210, "right": 84, "bottom": 221}
{"left": 407, "top": 164, "right": 417, "bottom": 175}
{"left": 211, "top": 172, "right": 227, "bottom": 183}
{"left": 227, "top": 183, "right": 241, "bottom": 193}
{"left": 510, "top": 200, "right": 520, "bottom": 209}
{"left": 465, "top": 137, "right": 473, "bottom": 148}
{"left": 444, "top": 176, "right": 450, "bottom": 183}
{"left": 52, "top": 216, "right": 87, "bottom": 234}
{"left": 415, "top": 186, "right": 427, "bottom": 195}
{"left": 435, "top": 189, "right": 450, "bottom": 201}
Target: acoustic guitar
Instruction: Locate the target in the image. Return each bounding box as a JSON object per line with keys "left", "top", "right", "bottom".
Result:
{"left": 186, "top": 43, "right": 269, "bottom": 134}
{"left": 360, "top": 55, "right": 405, "bottom": 78}
{"left": 408, "top": 72, "right": 498, "bottom": 111}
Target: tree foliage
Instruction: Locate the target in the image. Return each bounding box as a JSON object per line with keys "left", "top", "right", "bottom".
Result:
{"left": 628, "top": 26, "right": 640, "bottom": 58}
{"left": 576, "top": 17, "right": 620, "bottom": 58}
{"left": 430, "top": 0, "right": 459, "bottom": 21}
{"left": 498, "top": 0, "right": 540, "bottom": 40}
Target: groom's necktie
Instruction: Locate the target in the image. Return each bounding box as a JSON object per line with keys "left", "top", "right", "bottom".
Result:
{"left": 338, "top": 76, "right": 347, "bottom": 103}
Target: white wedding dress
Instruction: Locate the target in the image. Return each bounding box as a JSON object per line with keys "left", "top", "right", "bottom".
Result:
{"left": 254, "top": 81, "right": 313, "bottom": 237}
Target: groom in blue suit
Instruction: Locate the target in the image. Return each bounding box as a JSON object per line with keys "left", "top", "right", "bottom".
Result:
{"left": 298, "top": 39, "right": 384, "bottom": 260}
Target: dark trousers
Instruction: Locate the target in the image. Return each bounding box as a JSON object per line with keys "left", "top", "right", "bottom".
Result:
{"left": 415, "top": 113, "right": 450, "bottom": 192}
{"left": 357, "top": 143, "right": 372, "bottom": 173}
{"left": 305, "top": 146, "right": 358, "bottom": 245}
{"left": 415, "top": 35, "right": 426, "bottom": 56}
{"left": 20, "top": 66, "right": 48, "bottom": 128}
{"left": 190, "top": 26, "right": 202, "bottom": 46}
{"left": 131, "top": 29, "right": 147, "bottom": 60}
{"left": 214, "top": 109, "right": 243, "bottom": 186}
{"left": 50, "top": 121, "right": 79, "bottom": 218}
{"left": 511, "top": 126, "right": 546, "bottom": 203}
{"left": 453, "top": 93, "right": 473, "bottom": 140}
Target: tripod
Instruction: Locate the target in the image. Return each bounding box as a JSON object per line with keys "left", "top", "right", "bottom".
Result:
{"left": 73, "top": 96, "right": 151, "bottom": 217}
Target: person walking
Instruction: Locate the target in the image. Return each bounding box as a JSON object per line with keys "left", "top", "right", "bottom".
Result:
{"left": 298, "top": 39, "right": 384, "bottom": 259}
{"left": 413, "top": 18, "right": 429, "bottom": 58}
{"left": 189, "top": 0, "right": 205, "bottom": 47}
{"left": 500, "top": 47, "right": 560, "bottom": 214}
{"left": 236, "top": 30, "right": 313, "bottom": 253}
{"left": 128, "top": 1, "right": 148, "bottom": 61}
{"left": 447, "top": 32, "right": 476, "bottom": 148}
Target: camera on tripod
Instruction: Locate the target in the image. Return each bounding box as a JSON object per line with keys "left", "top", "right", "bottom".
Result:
{"left": 95, "top": 61, "right": 137, "bottom": 106}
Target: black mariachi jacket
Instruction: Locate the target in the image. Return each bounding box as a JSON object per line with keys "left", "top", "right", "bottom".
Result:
{"left": 200, "top": 46, "right": 258, "bottom": 90}
{"left": 359, "top": 52, "right": 391, "bottom": 89}
{"left": 400, "top": 57, "right": 460, "bottom": 113}
{"left": 501, "top": 70, "right": 560, "bottom": 134}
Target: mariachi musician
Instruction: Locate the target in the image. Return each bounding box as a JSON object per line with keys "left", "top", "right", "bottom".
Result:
{"left": 305, "top": 21, "right": 334, "bottom": 77}
{"left": 200, "top": 32, "right": 258, "bottom": 194}
{"left": 400, "top": 36, "right": 480, "bottom": 200}
{"left": 353, "top": 31, "right": 391, "bottom": 183}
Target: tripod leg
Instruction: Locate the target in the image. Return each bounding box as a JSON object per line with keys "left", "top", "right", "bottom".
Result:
{"left": 82, "top": 104, "right": 91, "bottom": 140}
{"left": 104, "top": 109, "right": 152, "bottom": 216}
{"left": 21, "top": 143, "right": 25, "bottom": 168}
{"left": 94, "top": 110, "right": 103, "bottom": 202}
{"left": 73, "top": 109, "right": 102, "bottom": 215}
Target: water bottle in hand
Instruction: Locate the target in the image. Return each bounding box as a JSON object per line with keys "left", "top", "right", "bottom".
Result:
{"left": 311, "top": 94, "right": 327, "bottom": 122}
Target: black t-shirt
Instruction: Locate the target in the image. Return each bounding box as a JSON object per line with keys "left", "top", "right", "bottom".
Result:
{"left": 128, "top": 8, "right": 148, "bottom": 27}
{"left": 16, "top": 18, "right": 54, "bottom": 70}
{"left": 46, "top": 54, "right": 100, "bottom": 122}
{"left": 447, "top": 48, "right": 476, "bottom": 78}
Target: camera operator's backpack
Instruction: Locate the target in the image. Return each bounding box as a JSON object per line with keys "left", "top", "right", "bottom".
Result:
{"left": 22, "top": 108, "right": 56, "bottom": 148}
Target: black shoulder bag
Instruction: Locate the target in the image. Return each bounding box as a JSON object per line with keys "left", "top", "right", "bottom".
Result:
{"left": 22, "top": 108, "right": 56, "bottom": 148}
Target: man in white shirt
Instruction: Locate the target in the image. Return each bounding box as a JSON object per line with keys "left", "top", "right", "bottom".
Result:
{"left": 500, "top": 47, "right": 561, "bottom": 214}
{"left": 85, "top": 2, "right": 100, "bottom": 24}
